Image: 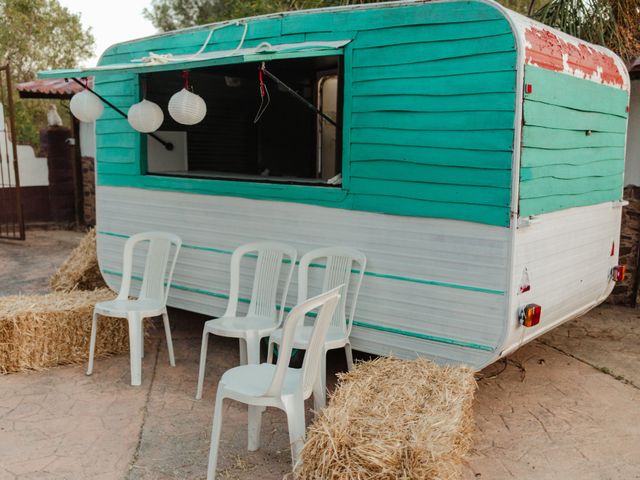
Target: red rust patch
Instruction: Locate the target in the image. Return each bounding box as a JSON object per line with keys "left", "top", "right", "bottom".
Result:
{"left": 525, "top": 27, "right": 624, "bottom": 88}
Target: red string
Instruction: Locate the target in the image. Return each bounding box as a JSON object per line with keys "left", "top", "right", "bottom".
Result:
{"left": 182, "top": 70, "right": 189, "bottom": 89}
{"left": 259, "top": 68, "right": 265, "bottom": 97}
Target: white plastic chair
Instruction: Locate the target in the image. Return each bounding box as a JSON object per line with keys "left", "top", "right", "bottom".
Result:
{"left": 267, "top": 247, "right": 366, "bottom": 406}
{"left": 206, "top": 286, "right": 342, "bottom": 480}
{"left": 196, "top": 242, "right": 297, "bottom": 400}
{"left": 87, "top": 231, "right": 182, "bottom": 386}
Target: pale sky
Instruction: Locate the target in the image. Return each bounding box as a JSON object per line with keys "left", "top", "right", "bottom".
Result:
{"left": 58, "top": 0, "right": 158, "bottom": 67}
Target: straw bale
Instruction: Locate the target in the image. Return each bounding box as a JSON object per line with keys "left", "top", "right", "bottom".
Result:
{"left": 0, "top": 289, "right": 137, "bottom": 374}
{"left": 50, "top": 228, "right": 107, "bottom": 292}
{"left": 297, "top": 357, "right": 476, "bottom": 480}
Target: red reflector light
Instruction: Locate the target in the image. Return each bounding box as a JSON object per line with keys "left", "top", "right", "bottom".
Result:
{"left": 612, "top": 265, "right": 626, "bottom": 282}
{"left": 520, "top": 304, "right": 541, "bottom": 328}
{"left": 525, "top": 84, "right": 533, "bottom": 94}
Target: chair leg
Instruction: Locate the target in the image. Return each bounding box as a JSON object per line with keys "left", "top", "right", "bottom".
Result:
{"left": 127, "top": 313, "right": 143, "bottom": 386}
{"left": 140, "top": 318, "right": 145, "bottom": 359}
{"left": 320, "top": 347, "right": 327, "bottom": 403}
{"left": 195, "top": 330, "right": 209, "bottom": 400}
{"left": 312, "top": 371, "right": 326, "bottom": 411}
{"left": 247, "top": 405, "right": 263, "bottom": 451}
{"left": 162, "top": 310, "right": 176, "bottom": 367}
{"left": 266, "top": 339, "right": 275, "bottom": 364}
{"left": 245, "top": 334, "right": 261, "bottom": 365}
{"left": 283, "top": 396, "right": 306, "bottom": 469}
{"left": 207, "top": 386, "right": 225, "bottom": 480}
{"left": 239, "top": 338, "right": 247, "bottom": 365}
{"left": 86, "top": 311, "right": 99, "bottom": 376}
{"left": 345, "top": 342, "right": 354, "bottom": 371}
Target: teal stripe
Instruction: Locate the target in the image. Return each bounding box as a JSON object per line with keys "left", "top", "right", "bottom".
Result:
{"left": 351, "top": 320, "right": 494, "bottom": 352}
{"left": 101, "top": 268, "right": 492, "bottom": 352}
{"left": 354, "top": 270, "right": 503, "bottom": 295}
{"left": 98, "top": 230, "right": 504, "bottom": 295}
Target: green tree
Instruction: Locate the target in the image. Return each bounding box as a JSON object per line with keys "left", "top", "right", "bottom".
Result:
{"left": 0, "top": 0, "right": 95, "bottom": 146}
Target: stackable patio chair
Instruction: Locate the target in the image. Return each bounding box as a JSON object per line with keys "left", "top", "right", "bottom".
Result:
{"left": 206, "top": 286, "right": 343, "bottom": 480}
{"left": 267, "top": 247, "right": 366, "bottom": 407}
{"left": 196, "top": 241, "right": 297, "bottom": 400}
{"left": 87, "top": 231, "right": 182, "bottom": 386}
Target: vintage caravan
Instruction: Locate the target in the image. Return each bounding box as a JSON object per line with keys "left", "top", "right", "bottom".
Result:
{"left": 41, "top": 0, "right": 630, "bottom": 369}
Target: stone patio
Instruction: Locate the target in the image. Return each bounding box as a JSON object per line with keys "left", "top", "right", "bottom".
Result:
{"left": 1, "top": 231, "right": 639, "bottom": 480}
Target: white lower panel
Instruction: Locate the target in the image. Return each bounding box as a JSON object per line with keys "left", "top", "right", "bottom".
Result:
{"left": 504, "top": 202, "right": 623, "bottom": 352}
{"left": 96, "top": 186, "right": 510, "bottom": 367}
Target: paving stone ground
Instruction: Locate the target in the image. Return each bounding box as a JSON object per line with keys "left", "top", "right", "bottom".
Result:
{"left": 1, "top": 231, "right": 639, "bottom": 480}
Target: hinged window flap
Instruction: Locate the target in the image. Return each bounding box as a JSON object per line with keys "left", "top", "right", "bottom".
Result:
{"left": 37, "top": 40, "right": 351, "bottom": 79}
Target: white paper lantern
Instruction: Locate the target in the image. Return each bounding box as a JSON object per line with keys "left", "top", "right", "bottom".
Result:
{"left": 69, "top": 89, "right": 104, "bottom": 123}
{"left": 168, "top": 88, "right": 207, "bottom": 125}
{"left": 127, "top": 99, "right": 164, "bottom": 133}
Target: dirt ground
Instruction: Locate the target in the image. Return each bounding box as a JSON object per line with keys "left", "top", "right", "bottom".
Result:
{"left": 1, "top": 231, "right": 639, "bottom": 480}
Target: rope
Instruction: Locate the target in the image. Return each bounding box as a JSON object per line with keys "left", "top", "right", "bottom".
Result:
{"left": 137, "top": 21, "right": 249, "bottom": 65}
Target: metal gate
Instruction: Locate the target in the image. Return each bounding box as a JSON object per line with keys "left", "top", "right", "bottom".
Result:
{"left": 0, "top": 64, "right": 25, "bottom": 240}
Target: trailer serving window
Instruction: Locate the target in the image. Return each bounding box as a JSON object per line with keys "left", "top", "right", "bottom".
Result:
{"left": 144, "top": 55, "right": 343, "bottom": 186}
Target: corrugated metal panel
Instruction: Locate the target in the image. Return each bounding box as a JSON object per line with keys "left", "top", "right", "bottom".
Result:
{"left": 96, "top": 186, "right": 508, "bottom": 367}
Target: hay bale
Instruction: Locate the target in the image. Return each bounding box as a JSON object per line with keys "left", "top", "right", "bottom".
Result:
{"left": 0, "top": 289, "right": 133, "bottom": 374}
{"left": 49, "top": 228, "right": 107, "bottom": 292}
{"left": 297, "top": 357, "right": 476, "bottom": 480}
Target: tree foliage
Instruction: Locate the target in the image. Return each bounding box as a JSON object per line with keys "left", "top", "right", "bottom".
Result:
{"left": 144, "top": 0, "right": 536, "bottom": 31}
{"left": 532, "top": 0, "right": 640, "bottom": 63}
{"left": 0, "top": 0, "right": 95, "bottom": 146}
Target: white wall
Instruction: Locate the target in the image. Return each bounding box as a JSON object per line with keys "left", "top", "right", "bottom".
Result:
{"left": 147, "top": 131, "right": 188, "bottom": 173}
{"left": 0, "top": 112, "right": 48, "bottom": 187}
{"left": 79, "top": 121, "right": 96, "bottom": 158}
{"left": 625, "top": 79, "right": 640, "bottom": 186}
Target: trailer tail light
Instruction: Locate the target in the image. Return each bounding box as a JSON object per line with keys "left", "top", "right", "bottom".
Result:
{"left": 520, "top": 304, "right": 541, "bottom": 328}
{"left": 612, "top": 265, "right": 626, "bottom": 282}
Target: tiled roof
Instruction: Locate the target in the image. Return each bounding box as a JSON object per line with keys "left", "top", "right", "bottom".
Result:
{"left": 16, "top": 77, "right": 93, "bottom": 99}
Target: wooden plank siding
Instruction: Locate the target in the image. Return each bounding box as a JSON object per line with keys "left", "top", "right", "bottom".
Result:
{"left": 93, "top": 1, "right": 517, "bottom": 227}
{"left": 519, "top": 66, "right": 629, "bottom": 217}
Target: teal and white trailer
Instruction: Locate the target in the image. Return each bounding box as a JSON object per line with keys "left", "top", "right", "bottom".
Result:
{"left": 41, "top": 0, "right": 630, "bottom": 369}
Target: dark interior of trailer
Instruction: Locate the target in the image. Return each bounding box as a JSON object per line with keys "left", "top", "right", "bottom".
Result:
{"left": 144, "top": 55, "right": 342, "bottom": 186}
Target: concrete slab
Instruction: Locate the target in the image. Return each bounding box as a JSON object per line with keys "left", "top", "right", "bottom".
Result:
{"left": 540, "top": 304, "right": 640, "bottom": 388}
{"left": 0, "top": 229, "right": 84, "bottom": 296}
{"left": 0, "top": 353, "right": 151, "bottom": 480}
{"left": 464, "top": 341, "right": 640, "bottom": 480}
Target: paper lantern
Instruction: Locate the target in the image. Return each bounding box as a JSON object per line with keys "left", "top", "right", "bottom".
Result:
{"left": 168, "top": 88, "right": 207, "bottom": 125}
{"left": 127, "top": 99, "right": 164, "bottom": 133}
{"left": 69, "top": 89, "right": 104, "bottom": 123}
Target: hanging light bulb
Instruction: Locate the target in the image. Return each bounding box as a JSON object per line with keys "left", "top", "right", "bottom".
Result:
{"left": 127, "top": 99, "right": 164, "bottom": 133}
{"left": 69, "top": 88, "right": 104, "bottom": 123}
{"left": 168, "top": 71, "right": 207, "bottom": 125}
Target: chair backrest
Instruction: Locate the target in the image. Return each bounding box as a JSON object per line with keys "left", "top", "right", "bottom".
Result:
{"left": 298, "top": 247, "right": 366, "bottom": 336}
{"left": 117, "top": 231, "right": 182, "bottom": 305}
{"left": 224, "top": 242, "right": 297, "bottom": 326}
{"left": 264, "top": 286, "right": 342, "bottom": 399}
